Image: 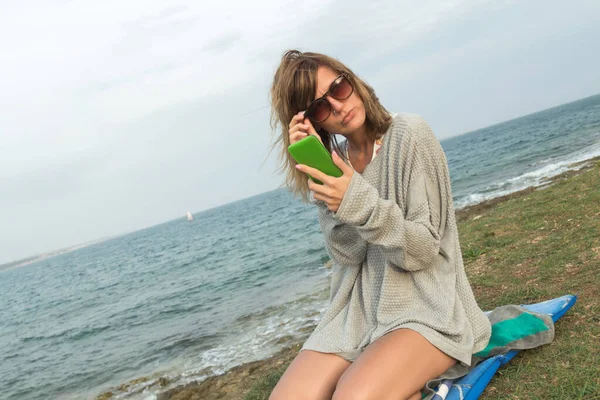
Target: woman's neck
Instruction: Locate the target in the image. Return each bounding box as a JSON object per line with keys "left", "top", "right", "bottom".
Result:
{"left": 344, "top": 125, "right": 372, "bottom": 155}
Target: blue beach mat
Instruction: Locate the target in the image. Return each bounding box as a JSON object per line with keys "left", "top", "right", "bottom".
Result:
{"left": 431, "top": 295, "right": 577, "bottom": 400}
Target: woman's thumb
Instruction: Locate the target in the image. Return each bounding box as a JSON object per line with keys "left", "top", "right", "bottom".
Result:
{"left": 332, "top": 151, "right": 351, "bottom": 174}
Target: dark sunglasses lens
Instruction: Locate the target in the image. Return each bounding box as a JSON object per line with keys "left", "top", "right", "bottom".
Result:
{"left": 309, "top": 99, "right": 331, "bottom": 122}
{"left": 331, "top": 77, "right": 353, "bottom": 100}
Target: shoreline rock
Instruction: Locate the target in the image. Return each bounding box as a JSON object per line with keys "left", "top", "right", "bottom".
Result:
{"left": 157, "top": 342, "right": 307, "bottom": 400}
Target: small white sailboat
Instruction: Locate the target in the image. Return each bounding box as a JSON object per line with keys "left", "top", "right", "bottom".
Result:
{"left": 187, "top": 211, "right": 194, "bottom": 221}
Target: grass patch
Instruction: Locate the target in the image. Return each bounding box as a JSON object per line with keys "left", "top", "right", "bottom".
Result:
{"left": 460, "top": 164, "right": 600, "bottom": 399}
{"left": 243, "top": 163, "right": 600, "bottom": 399}
{"left": 242, "top": 367, "right": 286, "bottom": 400}
{"left": 463, "top": 246, "right": 485, "bottom": 260}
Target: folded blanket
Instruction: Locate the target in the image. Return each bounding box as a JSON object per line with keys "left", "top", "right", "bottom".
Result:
{"left": 424, "top": 295, "right": 576, "bottom": 400}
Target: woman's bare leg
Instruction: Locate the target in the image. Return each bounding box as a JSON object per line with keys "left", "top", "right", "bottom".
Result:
{"left": 332, "top": 329, "right": 455, "bottom": 400}
{"left": 407, "top": 392, "right": 422, "bottom": 400}
{"left": 269, "top": 349, "right": 352, "bottom": 400}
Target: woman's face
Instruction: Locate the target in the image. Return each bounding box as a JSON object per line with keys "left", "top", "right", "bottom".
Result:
{"left": 311, "top": 66, "right": 366, "bottom": 135}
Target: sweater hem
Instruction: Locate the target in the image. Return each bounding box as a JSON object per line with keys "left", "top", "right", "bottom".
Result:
{"left": 375, "top": 322, "right": 474, "bottom": 367}
{"left": 299, "top": 343, "right": 362, "bottom": 363}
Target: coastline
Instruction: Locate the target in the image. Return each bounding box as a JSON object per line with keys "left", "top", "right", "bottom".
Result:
{"left": 454, "top": 155, "right": 600, "bottom": 222}
{"left": 96, "top": 155, "right": 600, "bottom": 400}
{"left": 0, "top": 237, "right": 114, "bottom": 273}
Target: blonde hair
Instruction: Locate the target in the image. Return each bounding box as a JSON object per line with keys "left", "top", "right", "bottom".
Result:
{"left": 269, "top": 50, "right": 392, "bottom": 202}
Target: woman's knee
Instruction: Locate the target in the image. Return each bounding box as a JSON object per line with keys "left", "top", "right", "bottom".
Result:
{"left": 269, "top": 349, "right": 351, "bottom": 400}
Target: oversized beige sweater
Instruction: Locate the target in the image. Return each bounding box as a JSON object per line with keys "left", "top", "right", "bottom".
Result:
{"left": 302, "top": 113, "right": 491, "bottom": 367}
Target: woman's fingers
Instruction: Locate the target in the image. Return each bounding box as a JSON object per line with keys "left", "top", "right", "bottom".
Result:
{"left": 300, "top": 165, "right": 333, "bottom": 187}
{"left": 288, "top": 113, "right": 305, "bottom": 128}
{"left": 312, "top": 191, "right": 333, "bottom": 203}
{"left": 289, "top": 113, "right": 326, "bottom": 147}
{"left": 311, "top": 188, "right": 341, "bottom": 212}
{"left": 289, "top": 123, "right": 310, "bottom": 145}
{"left": 289, "top": 131, "right": 308, "bottom": 145}
{"left": 289, "top": 113, "right": 311, "bottom": 145}
{"left": 307, "top": 176, "right": 335, "bottom": 196}
{"left": 289, "top": 123, "right": 310, "bottom": 135}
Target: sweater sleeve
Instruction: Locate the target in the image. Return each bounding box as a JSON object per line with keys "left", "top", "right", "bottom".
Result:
{"left": 333, "top": 116, "right": 448, "bottom": 272}
{"left": 310, "top": 192, "right": 368, "bottom": 267}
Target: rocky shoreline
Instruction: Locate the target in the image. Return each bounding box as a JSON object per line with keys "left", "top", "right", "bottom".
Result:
{"left": 96, "top": 156, "right": 600, "bottom": 400}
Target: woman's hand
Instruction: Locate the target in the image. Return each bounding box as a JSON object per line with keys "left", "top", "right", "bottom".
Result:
{"left": 296, "top": 150, "right": 354, "bottom": 213}
{"left": 288, "top": 112, "right": 323, "bottom": 145}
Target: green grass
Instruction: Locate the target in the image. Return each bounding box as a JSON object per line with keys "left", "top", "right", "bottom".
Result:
{"left": 242, "top": 367, "right": 286, "bottom": 400}
{"left": 243, "top": 163, "right": 600, "bottom": 400}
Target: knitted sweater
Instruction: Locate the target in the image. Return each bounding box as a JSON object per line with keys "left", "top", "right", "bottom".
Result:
{"left": 301, "top": 113, "right": 491, "bottom": 367}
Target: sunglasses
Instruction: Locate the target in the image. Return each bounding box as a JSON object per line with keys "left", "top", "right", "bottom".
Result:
{"left": 304, "top": 74, "right": 354, "bottom": 123}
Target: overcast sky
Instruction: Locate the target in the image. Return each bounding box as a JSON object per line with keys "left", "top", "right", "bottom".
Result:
{"left": 1, "top": 0, "right": 599, "bottom": 263}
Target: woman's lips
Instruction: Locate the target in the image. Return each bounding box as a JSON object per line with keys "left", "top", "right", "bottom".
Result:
{"left": 342, "top": 108, "right": 355, "bottom": 125}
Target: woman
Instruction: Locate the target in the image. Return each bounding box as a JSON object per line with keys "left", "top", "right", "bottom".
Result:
{"left": 268, "top": 50, "right": 492, "bottom": 400}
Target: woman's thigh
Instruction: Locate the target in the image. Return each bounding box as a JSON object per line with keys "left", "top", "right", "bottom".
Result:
{"left": 332, "top": 329, "right": 456, "bottom": 400}
{"left": 269, "top": 349, "right": 352, "bottom": 400}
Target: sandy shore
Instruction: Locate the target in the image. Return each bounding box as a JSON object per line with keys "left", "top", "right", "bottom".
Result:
{"left": 97, "top": 155, "right": 600, "bottom": 400}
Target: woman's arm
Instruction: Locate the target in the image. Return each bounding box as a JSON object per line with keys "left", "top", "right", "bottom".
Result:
{"left": 333, "top": 116, "right": 449, "bottom": 272}
{"left": 311, "top": 193, "right": 368, "bottom": 267}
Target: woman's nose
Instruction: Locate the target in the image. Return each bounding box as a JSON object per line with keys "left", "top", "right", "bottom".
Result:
{"left": 327, "top": 96, "right": 344, "bottom": 114}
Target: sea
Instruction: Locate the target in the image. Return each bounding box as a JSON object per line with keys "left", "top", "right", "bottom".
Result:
{"left": 2, "top": 94, "right": 600, "bottom": 400}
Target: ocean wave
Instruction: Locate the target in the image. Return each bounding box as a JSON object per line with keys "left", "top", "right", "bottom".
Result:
{"left": 179, "top": 299, "right": 327, "bottom": 378}
{"left": 21, "top": 329, "right": 76, "bottom": 343}
{"left": 529, "top": 156, "right": 554, "bottom": 167}
{"left": 156, "top": 333, "right": 223, "bottom": 355}
{"left": 155, "top": 302, "right": 213, "bottom": 318}
{"left": 101, "top": 289, "right": 330, "bottom": 399}
{"left": 306, "top": 247, "right": 325, "bottom": 255}
{"left": 21, "top": 323, "right": 113, "bottom": 344}
{"left": 455, "top": 143, "right": 600, "bottom": 210}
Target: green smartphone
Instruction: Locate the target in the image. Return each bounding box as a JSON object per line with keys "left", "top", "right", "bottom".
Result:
{"left": 288, "top": 135, "right": 343, "bottom": 185}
